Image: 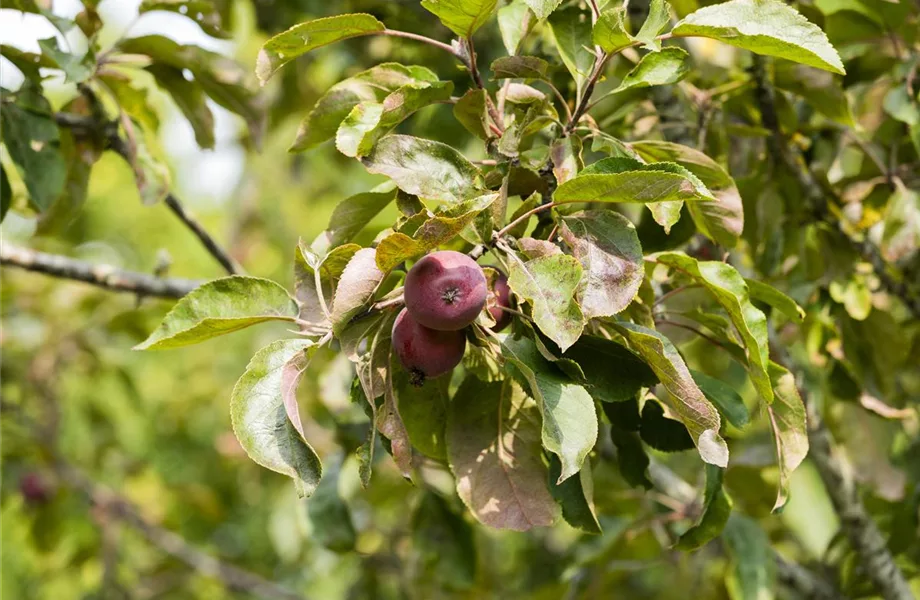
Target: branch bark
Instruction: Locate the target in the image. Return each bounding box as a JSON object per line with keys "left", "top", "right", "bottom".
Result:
{"left": 1, "top": 243, "right": 200, "bottom": 299}
{"left": 752, "top": 55, "right": 920, "bottom": 319}
{"left": 53, "top": 111, "right": 241, "bottom": 276}
{"left": 55, "top": 461, "right": 305, "bottom": 600}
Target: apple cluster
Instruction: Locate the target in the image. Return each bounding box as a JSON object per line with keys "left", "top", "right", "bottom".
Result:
{"left": 393, "top": 251, "right": 512, "bottom": 385}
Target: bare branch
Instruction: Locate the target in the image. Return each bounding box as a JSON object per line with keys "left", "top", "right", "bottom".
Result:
{"left": 1, "top": 243, "right": 200, "bottom": 299}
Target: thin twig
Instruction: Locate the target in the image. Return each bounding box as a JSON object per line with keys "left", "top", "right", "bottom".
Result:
{"left": 466, "top": 37, "right": 505, "bottom": 133}
{"left": 1, "top": 243, "right": 200, "bottom": 299}
{"left": 655, "top": 318, "right": 727, "bottom": 350}
{"left": 494, "top": 202, "right": 557, "bottom": 239}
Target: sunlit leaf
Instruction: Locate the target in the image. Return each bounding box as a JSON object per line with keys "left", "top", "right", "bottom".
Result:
{"left": 613, "top": 47, "right": 689, "bottom": 93}
{"left": 767, "top": 362, "right": 808, "bottom": 512}
{"left": 675, "top": 464, "right": 732, "bottom": 550}
{"left": 507, "top": 254, "right": 585, "bottom": 351}
{"left": 691, "top": 370, "right": 750, "bottom": 429}
{"left": 548, "top": 455, "right": 601, "bottom": 534}
{"left": 139, "top": 0, "right": 229, "bottom": 38}
{"left": 498, "top": 0, "right": 533, "bottom": 55}
{"left": 330, "top": 248, "right": 385, "bottom": 334}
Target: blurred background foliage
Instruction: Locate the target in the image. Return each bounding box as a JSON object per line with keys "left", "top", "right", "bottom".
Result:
{"left": 1, "top": 0, "right": 919, "bottom": 599}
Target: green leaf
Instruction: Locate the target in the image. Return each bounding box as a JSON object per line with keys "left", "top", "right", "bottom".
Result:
{"left": 507, "top": 254, "right": 585, "bottom": 352}
{"left": 1, "top": 44, "right": 56, "bottom": 84}
{"left": 548, "top": 455, "right": 601, "bottom": 534}
{"left": 690, "top": 370, "right": 750, "bottom": 429}
{"left": 524, "top": 0, "right": 562, "bottom": 20}
{"left": 880, "top": 181, "right": 919, "bottom": 264}
{"left": 294, "top": 241, "right": 359, "bottom": 327}
{"left": 565, "top": 336, "right": 657, "bottom": 403}
{"left": 639, "top": 399, "right": 694, "bottom": 452}
{"left": 593, "top": 7, "right": 632, "bottom": 54}
{"left": 361, "top": 135, "right": 483, "bottom": 202}
{"left": 135, "top": 277, "right": 299, "bottom": 350}
{"left": 672, "top": 0, "right": 845, "bottom": 75}
{"left": 378, "top": 362, "right": 412, "bottom": 478}
{"left": 775, "top": 60, "right": 854, "bottom": 126}
{"left": 634, "top": 0, "right": 672, "bottom": 51}
{"left": 491, "top": 55, "right": 549, "bottom": 80}
{"left": 613, "top": 47, "right": 689, "bottom": 93}
{"left": 138, "top": 0, "right": 229, "bottom": 39}
{"left": 421, "top": 0, "right": 497, "bottom": 37}
{"left": 550, "top": 136, "right": 581, "bottom": 186}
{"left": 394, "top": 370, "right": 449, "bottom": 460}
{"left": 723, "top": 515, "right": 776, "bottom": 600}
{"left": 555, "top": 157, "right": 714, "bottom": 205}
{"left": 230, "top": 339, "right": 323, "bottom": 497}
{"left": 410, "top": 492, "right": 476, "bottom": 589}
{"left": 453, "top": 89, "right": 492, "bottom": 141}
{"left": 0, "top": 164, "right": 10, "bottom": 222}
{"left": 559, "top": 210, "right": 643, "bottom": 319}
{"left": 375, "top": 193, "right": 497, "bottom": 272}
{"left": 447, "top": 377, "right": 558, "bottom": 530}
{"left": 502, "top": 335, "right": 597, "bottom": 483}
{"left": 336, "top": 80, "right": 454, "bottom": 158}
{"left": 610, "top": 322, "right": 728, "bottom": 467}
{"left": 655, "top": 253, "right": 773, "bottom": 404}
{"left": 675, "top": 464, "right": 732, "bottom": 550}
{"left": 315, "top": 185, "right": 396, "bottom": 250}
{"left": 306, "top": 455, "right": 356, "bottom": 552}
{"left": 609, "top": 423, "right": 653, "bottom": 489}
{"left": 548, "top": 6, "right": 595, "bottom": 97}
{"left": 647, "top": 200, "right": 684, "bottom": 234}
{"left": 256, "top": 14, "right": 385, "bottom": 84}
{"left": 630, "top": 141, "right": 743, "bottom": 247}
{"left": 330, "top": 248, "right": 385, "bottom": 334}
{"left": 146, "top": 64, "right": 216, "bottom": 149}
{"left": 291, "top": 63, "right": 438, "bottom": 152}
{"left": 744, "top": 278, "right": 805, "bottom": 322}
{"left": 0, "top": 90, "right": 66, "bottom": 212}
{"left": 767, "top": 362, "right": 808, "bottom": 512}
{"left": 124, "top": 119, "right": 172, "bottom": 206}
{"left": 37, "top": 38, "right": 93, "bottom": 82}
{"left": 498, "top": 0, "right": 533, "bottom": 55}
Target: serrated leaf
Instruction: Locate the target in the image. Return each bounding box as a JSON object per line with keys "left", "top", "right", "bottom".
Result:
{"left": 337, "top": 80, "right": 453, "bottom": 158}
{"left": 498, "top": 0, "right": 533, "bottom": 55}
{"left": 135, "top": 277, "right": 298, "bottom": 350}
{"left": 672, "top": 0, "right": 845, "bottom": 75}
{"left": 548, "top": 455, "right": 601, "bottom": 534}
{"left": 611, "top": 322, "right": 728, "bottom": 467}
{"left": 634, "top": 0, "right": 672, "bottom": 51}
{"left": 291, "top": 63, "right": 438, "bottom": 152}
{"left": 548, "top": 6, "right": 595, "bottom": 97}
{"left": 559, "top": 210, "right": 643, "bottom": 319}
{"left": 361, "top": 135, "right": 483, "bottom": 202}
{"left": 139, "top": 0, "right": 229, "bottom": 38}
{"left": 230, "top": 339, "right": 322, "bottom": 497}
{"left": 421, "top": 0, "right": 498, "bottom": 37}
{"left": 639, "top": 399, "right": 695, "bottom": 452}
{"left": 256, "top": 14, "right": 385, "bottom": 84}
{"left": 507, "top": 254, "right": 585, "bottom": 351}
{"left": 146, "top": 64, "right": 215, "bottom": 149}
{"left": 315, "top": 185, "right": 396, "bottom": 250}
{"left": 675, "top": 464, "right": 732, "bottom": 550}
{"left": 613, "top": 47, "right": 689, "bottom": 93}
{"left": 453, "top": 89, "right": 492, "bottom": 140}
{"left": 306, "top": 455, "right": 356, "bottom": 552}
{"left": 744, "top": 278, "right": 805, "bottom": 322}
{"left": 375, "top": 193, "right": 496, "bottom": 271}
{"left": 767, "top": 362, "right": 807, "bottom": 512}
{"left": 491, "top": 55, "right": 549, "bottom": 79}
{"left": 294, "top": 241, "right": 359, "bottom": 327}
{"left": 631, "top": 141, "right": 743, "bottom": 247}
{"left": 0, "top": 89, "right": 66, "bottom": 213}
{"left": 502, "top": 335, "right": 597, "bottom": 483}
{"left": 525, "top": 0, "right": 562, "bottom": 20}
{"left": 556, "top": 157, "right": 714, "bottom": 205}
{"left": 593, "top": 7, "right": 632, "bottom": 54}
{"left": 690, "top": 370, "right": 750, "bottom": 429}
{"left": 447, "top": 377, "right": 559, "bottom": 530}
{"left": 330, "top": 248, "right": 385, "bottom": 334}
{"left": 655, "top": 252, "right": 773, "bottom": 404}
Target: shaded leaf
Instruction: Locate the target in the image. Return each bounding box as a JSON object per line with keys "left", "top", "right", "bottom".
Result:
{"left": 230, "top": 339, "right": 322, "bottom": 497}
{"left": 491, "top": 55, "right": 549, "bottom": 79}
{"left": 639, "top": 399, "right": 695, "bottom": 452}
{"left": 0, "top": 164, "right": 10, "bottom": 222}
{"left": 609, "top": 425, "right": 652, "bottom": 489}
{"left": 548, "top": 455, "right": 601, "bottom": 534}
{"left": 453, "top": 89, "right": 492, "bottom": 140}
{"left": 610, "top": 322, "right": 728, "bottom": 467}
{"left": 672, "top": 0, "right": 845, "bottom": 74}
{"left": 675, "top": 464, "right": 732, "bottom": 550}
{"left": 566, "top": 336, "right": 657, "bottom": 403}
{"left": 690, "top": 370, "right": 750, "bottom": 429}
{"left": 559, "top": 210, "right": 643, "bottom": 318}
{"left": 256, "top": 14, "right": 385, "bottom": 84}
{"left": 502, "top": 335, "right": 597, "bottom": 483}
{"left": 507, "top": 253, "right": 585, "bottom": 351}
{"left": 330, "top": 248, "right": 385, "bottom": 334}
{"left": 147, "top": 64, "right": 216, "bottom": 149}
{"left": 306, "top": 455, "right": 356, "bottom": 552}
{"left": 315, "top": 185, "right": 397, "bottom": 250}
{"left": 37, "top": 37, "right": 93, "bottom": 82}
{"left": 548, "top": 6, "right": 594, "bottom": 97}
{"left": 723, "top": 515, "right": 776, "bottom": 600}
{"left": 446, "top": 377, "right": 559, "bottom": 531}
{"left": 767, "top": 362, "right": 808, "bottom": 512}
{"left": 378, "top": 361, "right": 412, "bottom": 478}
{"left": 394, "top": 370, "right": 450, "bottom": 460}
{"left": 410, "top": 492, "right": 476, "bottom": 589}
{"left": 550, "top": 136, "right": 581, "bottom": 185}
{"left": 775, "top": 60, "right": 853, "bottom": 126}
{"left": 361, "top": 135, "right": 483, "bottom": 202}
{"left": 744, "top": 278, "right": 805, "bottom": 322}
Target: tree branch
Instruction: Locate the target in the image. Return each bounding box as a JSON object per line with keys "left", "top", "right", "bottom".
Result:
{"left": 53, "top": 112, "right": 242, "bottom": 276}
{"left": 465, "top": 37, "right": 504, "bottom": 133}
{"left": 751, "top": 55, "right": 920, "bottom": 319}
{"left": 1, "top": 243, "right": 200, "bottom": 299}
{"left": 55, "top": 461, "right": 305, "bottom": 600}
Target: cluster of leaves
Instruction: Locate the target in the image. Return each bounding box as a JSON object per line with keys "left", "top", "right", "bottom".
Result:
{"left": 129, "top": 0, "right": 845, "bottom": 543}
